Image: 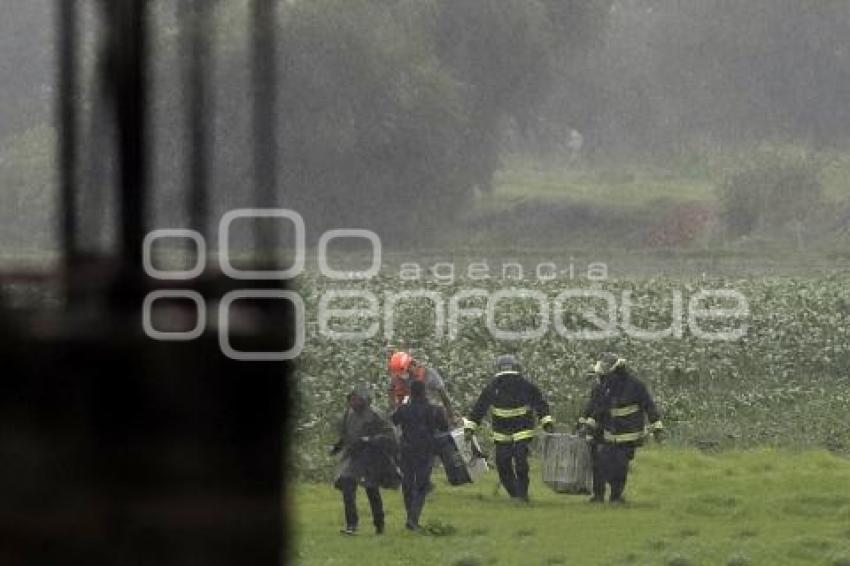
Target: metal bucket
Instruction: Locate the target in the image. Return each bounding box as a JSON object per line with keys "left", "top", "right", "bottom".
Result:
{"left": 435, "top": 428, "right": 489, "bottom": 485}
{"left": 541, "top": 433, "right": 592, "bottom": 494}
{"left": 449, "top": 428, "right": 488, "bottom": 482}
{"left": 435, "top": 431, "right": 470, "bottom": 485}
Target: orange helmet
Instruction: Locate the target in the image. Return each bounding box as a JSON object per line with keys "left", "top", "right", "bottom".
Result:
{"left": 388, "top": 351, "right": 414, "bottom": 377}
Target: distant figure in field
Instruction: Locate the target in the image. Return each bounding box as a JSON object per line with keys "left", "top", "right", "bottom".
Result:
{"left": 566, "top": 128, "right": 584, "bottom": 166}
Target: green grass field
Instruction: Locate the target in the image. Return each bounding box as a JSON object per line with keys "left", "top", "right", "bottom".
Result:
{"left": 490, "top": 163, "right": 714, "bottom": 210}
{"left": 491, "top": 154, "right": 850, "bottom": 209}
{"left": 291, "top": 448, "right": 850, "bottom": 566}
{"left": 447, "top": 153, "right": 850, "bottom": 252}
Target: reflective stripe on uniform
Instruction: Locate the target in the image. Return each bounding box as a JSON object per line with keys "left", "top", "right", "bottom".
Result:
{"left": 584, "top": 417, "right": 597, "bottom": 428}
{"left": 492, "top": 405, "right": 530, "bottom": 418}
{"left": 610, "top": 404, "right": 640, "bottom": 418}
{"left": 463, "top": 417, "right": 478, "bottom": 431}
{"left": 540, "top": 415, "right": 554, "bottom": 426}
{"left": 603, "top": 429, "right": 645, "bottom": 443}
{"left": 493, "top": 369, "right": 519, "bottom": 377}
{"left": 492, "top": 429, "right": 536, "bottom": 443}
{"left": 494, "top": 370, "right": 521, "bottom": 378}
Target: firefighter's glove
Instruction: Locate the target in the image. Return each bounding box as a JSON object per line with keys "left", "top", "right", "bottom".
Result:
{"left": 543, "top": 422, "right": 555, "bottom": 434}
{"left": 652, "top": 429, "right": 665, "bottom": 444}
{"left": 463, "top": 427, "right": 475, "bottom": 442}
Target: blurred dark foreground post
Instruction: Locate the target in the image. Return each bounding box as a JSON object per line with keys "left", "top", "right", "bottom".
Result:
{"left": 0, "top": 1, "right": 292, "bottom": 564}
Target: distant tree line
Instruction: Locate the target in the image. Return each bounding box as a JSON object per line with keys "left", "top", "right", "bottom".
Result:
{"left": 1, "top": 0, "right": 849, "bottom": 249}
{"left": 198, "top": 0, "right": 611, "bottom": 244}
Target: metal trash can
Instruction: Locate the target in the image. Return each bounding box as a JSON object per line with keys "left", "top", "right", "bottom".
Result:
{"left": 541, "top": 433, "right": 592, "bottom": 494}
{"left": 449, "top": 428, "right": 488, "bottom": 482}
{"left": 435, "top": 428, "right": 489, "bottom": 486}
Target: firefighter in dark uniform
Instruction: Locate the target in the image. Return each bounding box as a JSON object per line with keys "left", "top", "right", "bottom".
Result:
{"left": 463, "top": 354, "right": 554, "bottom": 502}
{"left": 582, "top": 353, "right": 663, "bottom": 504}
{"left": 577, "top": 371, "right": 606, "bottom": 503}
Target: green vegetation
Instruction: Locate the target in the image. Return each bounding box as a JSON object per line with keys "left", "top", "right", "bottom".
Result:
{"left": 291, "top": 448, "right": 850, "bottom": 565}
{"left": 5, "top": 2, "right": 850, "bottom": 251}
{"left": 294, "top": 274, "right": 850, "bottom": 480}
{"left": 718, "top": 147, "right": 823, "bottom": 242}
{"left": 490, "top": 158, "right": 716, "bottom": 210}
{"left": 441, "top": 149, "right": 850, "bottom": 252}
{"left": 490, "top": 150, "right": 850, "bottom": 211}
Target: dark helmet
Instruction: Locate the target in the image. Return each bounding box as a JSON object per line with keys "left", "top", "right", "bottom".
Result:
{"left": 593, "top": 352, "right": 625, "bottom": 376}
{"left": 494, "top": 354, "right": 522, "bottom": 375}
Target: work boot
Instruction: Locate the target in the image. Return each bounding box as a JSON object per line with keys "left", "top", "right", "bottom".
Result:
{"left": 609, "top": 496, "right": 627, "bottom": 505}
{"left": 405, "top": 521, "right": 420, "bottom": 532}
{"left": 375, "top": 524, "right": 384, "bottom": 535}
{"left": 340, "top": 525, "right": 358, "bottom": 535}
{"left": 588, "top": 495, "right": 604, "bottom": 504}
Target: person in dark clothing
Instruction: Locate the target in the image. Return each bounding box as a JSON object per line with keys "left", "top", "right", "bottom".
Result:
{"left": 582, "top": 353, "right": 663, "bottom": 504}
{"left": 577, "top": 371, "right": 606, "bottom": 503}
{"left": 330, "top": 384, "right": 400, "bottom": 535}
{"left": 391, "top": 379, "right": 449, "bottom": 531}
{"left": 463, "top": 354, "right": 554, "bottom": 503}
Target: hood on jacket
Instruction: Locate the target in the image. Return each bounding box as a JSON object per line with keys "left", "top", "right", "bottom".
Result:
{"left": 348, "top": 384, "right": 372, "bottom": 407}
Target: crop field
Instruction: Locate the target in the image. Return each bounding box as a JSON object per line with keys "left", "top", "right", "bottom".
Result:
{"left": 293, "top": 273, "right": 850, "bottom": 480}
{"left": 291, "top": 448, "right": 850, "bottom": 566}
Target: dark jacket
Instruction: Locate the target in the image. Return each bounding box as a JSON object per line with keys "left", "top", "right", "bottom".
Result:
{"left": 333, "top": 386, "right": 400, "bottom": 490}
{"left": 392, "top": 397, "right": 449, "bottom": 464}
{"left": 587, "top": 367, "right": 663, "bottom": 447}
{"left": 467, "top": 370, "right": 553, "bottom": 443}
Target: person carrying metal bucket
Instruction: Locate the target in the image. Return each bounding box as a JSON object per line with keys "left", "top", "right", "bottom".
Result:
{"left": 387, "top": 350, "right": 456, "bottom": 423}
{"left": 463, "top": 354, "right": 554, "bottom": 503}
{"left": 580, "top": 353, "right": 664, "bottom": 504}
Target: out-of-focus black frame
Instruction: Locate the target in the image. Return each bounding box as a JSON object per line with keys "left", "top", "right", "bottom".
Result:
{"left": 0, "top": 1, "right": 292, "bottom": 564}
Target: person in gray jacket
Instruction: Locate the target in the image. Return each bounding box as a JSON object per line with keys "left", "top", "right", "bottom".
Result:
{"left": 330, "top": 384, "right": 400, "bottom": 535}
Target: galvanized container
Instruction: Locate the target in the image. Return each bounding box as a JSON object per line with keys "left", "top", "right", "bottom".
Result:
{"left": 541, "top": 433, "right": 592, "bottom": 494}
{"left": 435, "top": 428, "right": 489, "bottom": 485}
{"left": 449, "top": 428, "right": 488, "bottom": 482}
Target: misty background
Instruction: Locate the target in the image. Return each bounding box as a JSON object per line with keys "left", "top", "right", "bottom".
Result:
{"left": 2, "top": 0, "right": 849, "bottom": 258}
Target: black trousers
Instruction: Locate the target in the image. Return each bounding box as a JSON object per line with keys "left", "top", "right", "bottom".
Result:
{"left": 400, "top": 452, "right": 434, "bottom": 528}
{"left": 338, "top": 477, "right": 384, "bottom": 529}
{"left": 598, "top": 444, "right": 635, "bottom": 500}
{"left": 495, "top": 440, "right": 531, "bottom": 499}
{"left": 589, "top": 443, "right": 605, "bottom": 498}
